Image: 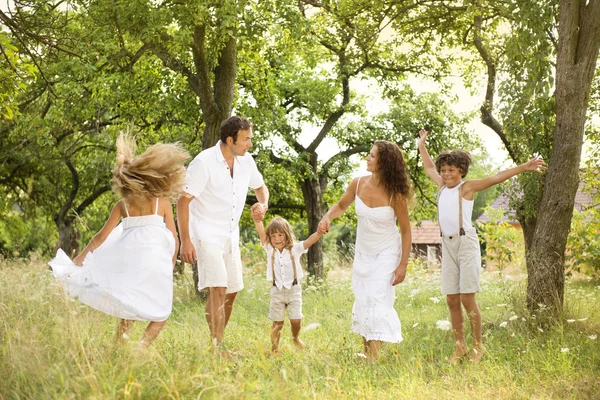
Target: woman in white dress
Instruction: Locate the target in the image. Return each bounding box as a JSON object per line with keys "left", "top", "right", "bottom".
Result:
{"left": 49, "top": 133, "right": 189, "bottom": 347}
{"left": 319, "top": 140, "right": 412, "bottom": 363}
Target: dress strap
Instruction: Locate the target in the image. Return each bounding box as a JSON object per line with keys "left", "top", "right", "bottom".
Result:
{"left": 154, "top": 198, "right": 159, "bottom": 215}
{"left": 356, "top": 176, "right": 361, "bottom": 196}
{"left": 122, "top": 199, "right": 130, "bottom": 217}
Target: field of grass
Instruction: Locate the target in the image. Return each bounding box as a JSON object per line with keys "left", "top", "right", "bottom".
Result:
{"left": 1, "top": 254, "right": 599, "bottom": 399}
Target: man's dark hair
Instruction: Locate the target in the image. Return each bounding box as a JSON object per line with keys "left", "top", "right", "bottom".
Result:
{"left": 435, "top": 150, "right": 472, "bottom": 178}
{"left": 220, "top": 116, "right": 252, "bottom": 143}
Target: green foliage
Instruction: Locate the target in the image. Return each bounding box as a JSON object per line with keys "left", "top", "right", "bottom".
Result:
{"left": 565, "top": 164, "right": 600, "bottom": 275}
{"left": 478, "top": 207, "right": 525, "bottom": 272}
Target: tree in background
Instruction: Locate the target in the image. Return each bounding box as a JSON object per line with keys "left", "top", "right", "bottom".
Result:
{"left": 447, "top": 0, "right": 600, "bottom": 315}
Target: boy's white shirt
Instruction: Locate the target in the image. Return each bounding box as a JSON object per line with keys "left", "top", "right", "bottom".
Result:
{"left": 438, "top": 182, "right": 475, "bottom": 235}
{"left": 261, "top": 241, "right": 307, "bottom": 289}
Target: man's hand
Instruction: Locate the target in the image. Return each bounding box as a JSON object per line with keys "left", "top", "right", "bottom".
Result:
{"left": 251, "top": 202, "right": 268, "bottom": 221}
{"left": 180, "top": 239, "right": 197, "bottom": 264}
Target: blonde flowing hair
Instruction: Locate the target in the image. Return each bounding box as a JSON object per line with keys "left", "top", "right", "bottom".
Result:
{"left": 112, "top": 132, "right": 190, "bottom": 201}
{"left": 265, "top": 217, "right": 296, "bottom": 250}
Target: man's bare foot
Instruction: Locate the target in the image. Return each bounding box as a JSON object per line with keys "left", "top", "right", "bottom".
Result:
{"left": 292, "top": 337, "right": 305, "bottom": 349}
{"left": 469, "top": 345, "right": 485, "bottom": 363}
{"left": 448, "top": 345, "right": 469, "bottom": 365}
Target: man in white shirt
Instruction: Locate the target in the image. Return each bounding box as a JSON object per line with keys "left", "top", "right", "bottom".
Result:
{"left": 177, "top": 116, "right": 269, "bottom": 354}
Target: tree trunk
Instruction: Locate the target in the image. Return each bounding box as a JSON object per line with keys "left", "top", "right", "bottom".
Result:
{"left": 301, "top": 177, "right": 325, "bottom": 280}
{"left": 526, "top": 0, "right": 600, "bottom": 315}
{"left": 54, "top": 215, "right": 79, "bottom": 258}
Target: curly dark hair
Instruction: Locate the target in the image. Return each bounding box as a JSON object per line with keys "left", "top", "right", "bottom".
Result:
{"left": 435, "top": 150, "right": 472, "bottom": 178}
{"left": 374, "top": 140, "right": 413, "bottom": 201}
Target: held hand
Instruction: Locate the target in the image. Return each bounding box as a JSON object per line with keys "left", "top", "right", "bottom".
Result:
{"left": 318, "top": 219, "right": 330, "bottom": 234}
{"left": 524, "top": 156, "right": 547, "bottom": 172}
{"left": 73, "top": 254, "right": 85, "bottom": 267}
{"left": 418, "top": 129, "right": 428, "bottom": 146}
{"left": 251, "top": 202, "right": 268, "bottom": 220}
{"left": 180, "top": 239, "right": 197, "bottom": 264}
{"left": 392, "top": 263, "right": 407, "bottom": 286}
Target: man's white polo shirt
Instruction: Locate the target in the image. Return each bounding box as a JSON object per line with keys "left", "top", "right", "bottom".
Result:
{"left": 183, "top": 141, "right": 264, "bottom": 250}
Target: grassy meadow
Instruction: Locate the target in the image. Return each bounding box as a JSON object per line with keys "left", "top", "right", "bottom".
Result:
{"left": 1, "top": 253, "right": 599, "bottom": 399}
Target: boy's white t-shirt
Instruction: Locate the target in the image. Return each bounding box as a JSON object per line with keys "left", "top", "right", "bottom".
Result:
{"left": 261, "top": 241, "right": 307, "bottom": 289}
{"left": 438, "top": 182, "right": 475, "bottom": 235}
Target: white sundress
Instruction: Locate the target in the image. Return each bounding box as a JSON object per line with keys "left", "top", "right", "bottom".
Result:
{"left": 352, "top": 177, "right": 403, "bottom": 343}
{"left": 49, "top": 198, "right": 175, "bottom": 322}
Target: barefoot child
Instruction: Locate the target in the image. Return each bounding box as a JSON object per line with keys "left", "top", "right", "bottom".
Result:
{"left": 253, "top": 216, "right": 323, "bottom": 352}
{"left": 418, "top": 129, "right": 545, "bottom": 364}
{"left": 49, "top": 133, "right": 189, "bottom": 348}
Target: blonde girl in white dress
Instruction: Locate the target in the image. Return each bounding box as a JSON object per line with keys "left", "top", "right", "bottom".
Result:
{"left": 319, "top": 140, "right": 412, "bottom": 363}
{"left": 49, "top": 133, "right": 189, "bottom": 347}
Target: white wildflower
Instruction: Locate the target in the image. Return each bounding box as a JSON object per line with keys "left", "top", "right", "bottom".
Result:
{"left": 409, "top": 289, "right": 420, "bottom": 297}
{"left": 522, "top": 318, "right": 527, "bottom": 322}
{"left": 566, "top": 319, "right": 576, "bottom": 323}
{"left": 560, "top": 348, "right": 569, "bottom": 353}
{"left": 303, "top": 322, "right": 321, "bottom": 332}
{"left": 496, "top": 303, "right": 507, "bottom": 307}
{"left": 436, "top": 320, "right": 452, "bottom": 331}
{"left": 509, "top": 315, "right": 518, "bottom": 321}
{"left": 356, "top": 352, "right": 367, "bottom": 359}
{"left": 538, "top": 327, "right": 544, "bottom": 332}
{"left": 577, "top": 318, "right": 588, "bottom": 322}
{"left": 499, "top": 321, "right": 508, "bottom": 328}
{"left": 588, "top": 335, "right": 597, "bottom": 340}
{"left": 412, "top": 322, "right": 419, "bottom": 328}
{"left": 429, "top": 296, "right": 441, "bottom": 304}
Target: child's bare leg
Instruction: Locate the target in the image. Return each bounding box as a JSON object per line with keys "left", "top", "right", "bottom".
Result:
{"left": 290, "top": 319, "right": 305, "bottom": 349}
{"left": 362, "top": 337, "right": 369, "bottom": 354}
{"left": 140, "top": 321, "right": 167, "bottom": 348}
{"left": 115, "top": 319, "right": 135, "bottom": 343}
{"left": 365, "top": 340, "right": 381, "bottom": 364}
{"left": 271, "top": 321, "right": 284, "bottom": 352}
{"left": 447, "top": 294, "right": 468, "bottom": 364}
{"left": 461, "top": 293, "right": 485, "bottom": 362}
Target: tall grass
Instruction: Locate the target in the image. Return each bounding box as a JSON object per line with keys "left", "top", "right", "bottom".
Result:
{"left": 1, "top": 254, "right": 599, "bottom": 399}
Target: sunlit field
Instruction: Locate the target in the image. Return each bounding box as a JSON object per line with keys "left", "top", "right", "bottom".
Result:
{"left": 1, "top": 253, "right": 599, "bottom": 399}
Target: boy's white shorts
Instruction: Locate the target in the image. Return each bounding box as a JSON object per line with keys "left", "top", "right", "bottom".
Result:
{"left": 269, "top": 284, "right": 303, "bottom": 321}
{"left": 193, "top": 239, "right": 243, "bottom": 294}
{"left": 440, "top": 230, "right": 481, "bottom": 295}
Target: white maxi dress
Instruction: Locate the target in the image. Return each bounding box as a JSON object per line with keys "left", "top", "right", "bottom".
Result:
{"left": 352, "top": 178, "right": 403, "bottom": 342}
{"left": 49, "top": 199, "right": 175, "bottom": 322}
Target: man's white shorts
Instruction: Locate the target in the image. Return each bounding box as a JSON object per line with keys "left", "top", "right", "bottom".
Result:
{"left": 269, "top": 284, "right": 303, "bottom": 321}
{"left": 441, "top": 230, "right": 481, "bottom": 295}
{"left": 193, "top": 239, "right": 243, "bottom": 294}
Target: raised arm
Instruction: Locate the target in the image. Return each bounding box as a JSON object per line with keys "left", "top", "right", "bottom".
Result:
{"left": 253, "top": 216, "right": 268, "bottom": 246}
{"left": 251, "top": 184, "right": 269, "bottom": 220}
{"left": 417, "top": 130, "right": 443, "bottom": 188}
{"left": 462, "top": 157, "right": 546, "bottom": 199}
{"left": 391, "top": 195, "right": 411, "bottom": 286}
{"left": 303, "top": 230, "right": 324, "bottom": 250}
{"left": 318, "top": 177, "right": 359, "bottom": 233}
{"left": 73, "top": 201, "right": 123, "bottom": 265}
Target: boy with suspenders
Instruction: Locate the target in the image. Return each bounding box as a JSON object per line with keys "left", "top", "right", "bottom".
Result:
{"left": 418, "top": 129, "right": 546, "bottom": 364}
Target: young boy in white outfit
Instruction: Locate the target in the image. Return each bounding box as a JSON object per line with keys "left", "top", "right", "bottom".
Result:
{"left": 418, "top": 129, "right": 545, "bottom": 364}
{"left": 253, "top": 216, "right": 323, "bottom": 352}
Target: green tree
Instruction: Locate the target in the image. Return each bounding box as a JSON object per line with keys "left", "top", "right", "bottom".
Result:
{"left": 454, "top": 0, "right": 600, "bottom": 315}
